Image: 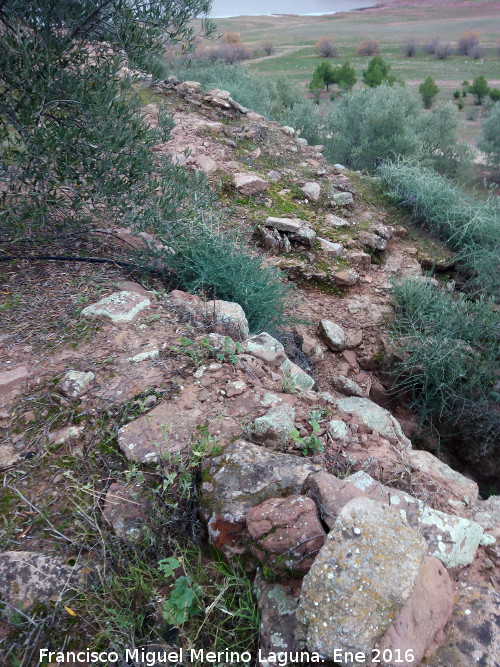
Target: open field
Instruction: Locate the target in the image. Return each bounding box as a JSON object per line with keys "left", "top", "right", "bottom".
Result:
{"left": 192, "top": 0, "right": 500, "bottom": 146}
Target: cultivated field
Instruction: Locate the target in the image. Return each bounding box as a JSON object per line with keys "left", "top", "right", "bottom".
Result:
{"left": 199, "top": 0, "right": 500, "bottom": 110}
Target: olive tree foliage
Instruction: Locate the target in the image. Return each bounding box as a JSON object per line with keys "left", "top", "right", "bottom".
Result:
{"left": 0, "top": 0, "right": 215, "bottom": 244}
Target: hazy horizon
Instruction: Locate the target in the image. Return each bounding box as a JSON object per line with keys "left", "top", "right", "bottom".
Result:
{"left": 208, "top": 0, "right": 377, "bottom": 18}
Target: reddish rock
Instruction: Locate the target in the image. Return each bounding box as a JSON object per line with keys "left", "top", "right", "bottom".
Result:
{"left": 246, "top": 495, "right": 326, "bottom": 573}
{"left": 0, "top": 366, "right": 29, "bottom": 403}
{"left": 376, "top": 556, "right": 454, "bottom": 667}
{"left": 333, "top": 269, "right": 359, "bottom": 286}
{"left": 102, "top": 482, "right": 150, "bottom": 543}
{"left": 234, "top": 172, "right": 269, "bottom": 195}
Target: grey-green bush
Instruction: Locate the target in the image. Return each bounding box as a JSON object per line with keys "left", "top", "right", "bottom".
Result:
{"left": 378, "top": 160, "right": 500, "bottom": 297}
{"left": 388, "top": 278, "right": 499, "bottom": 464}
{"left": 478, "top": 102, "right": 500, "bottom": 168}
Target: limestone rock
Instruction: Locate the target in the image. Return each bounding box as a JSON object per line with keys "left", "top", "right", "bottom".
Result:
{"left": 376, "top": 556, "right": 454, "bottom": 666}
{"left": 234, "top": 172, "right": 269, "bottom": 195}
{"left": 260, "top": 225, "right": 291, "bottom": 253}
{"left": 200, "top": 441, "right": 321, "bottom": 556}
{"left": 191, "top": 154, "right": 217, "bottom": 174}
{"left": 58, "top": 370, "right": 95, "bottom": 398}
{"left": 265, "top": 217, "right": 302, "bottom": 233}
{"left": 81, "top": 290, "right": 151, "bottom": 324}
{"left": 346, "top": 250, "right": 371, "bottom": 270}
{"left": 319, "top": 320, "right": 347, "bottom": 352}
{"left": 246, "top": 495, "right": 326, "bottom": 573}
{"left": 244, "top": 332, "right": 287, "bottom": 368}
{"left": 298, "top": 498, "right": 427, "bottom": 664}
{"left": 331, "top": 375, "right": 364, "bottom": 397}
{"left": 207, "top": 299, "right": 249, "bottom": 338}
{"left": 176, "top": 80, "right": 201, "bottom": 95}
{"left": 301, "top": 182, "right": 320, "bottom": 201}
{"left": 372, "top": 223, "right": 395, "bottom": 240}
{"left": 335, "top": 397, "right": 411, "bottom": 447}
{"left": 0, "top": 551, "right": 92, "bottom": 611}
{"left": 0, "top": 365, "right": 29, "bottom": 404}
{"left": 253, "top": 405, "right": 296, "bottom": 447}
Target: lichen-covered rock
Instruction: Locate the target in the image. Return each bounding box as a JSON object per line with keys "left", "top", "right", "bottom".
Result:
{"left": 326, "top": 419, "right": 350, "bottom": 440}
{"left": 200, "top": 441, "right": 321, "bottom": 557}
{"left": 325, "top": 213, "right": 351, "bottom": 227}
{"left": 254, "top": 571, "right": 304, "bottom": 662}
{"left": 0, "top": 551, "right": 92, "bottom": 611}
{"left": 331, "top": 375, "right": 364, "bottom": 397}
{"left": 424, "top": 583, "right": 500, "bottom": 667}
{"left": 279, "top": 358, "right": 315, "bottom": 392}
{"left": 253, "top": 405, "right": 296, "bottom": 447}
{"left": 318, "top": 237, "right": 344, "bottom": 257}
{"left": 304, "top": 470, "right": 493, "bottom": 567}
{"left": 375, "top": 555, "right": 454, "bottom": 667}
{"left": 330, "top": 191, "right": 353, "bottom": 206}
{"left": 244, "top": 332, "right": 287, "bottom": 368}
{"left": 297, "top": 498, "right": 427, "bottom": 665}
{"left": 357, "top": 231, "right": 387, "bottom": 252}
{"left": 333, "top": 269, "right": 360, "bottom": 286}
{"left": 81, "top": 290, "right": 151, "bottom": 323}
{"left": 319, "top": 320, "right": 347, "bottom": 352}
{"left": 207, "top": 299, "right": 249, "bottom": 338}
{"left": 335, "top": 397, "right": 411, "bottom": 448}
{"left": 58, "top": 370, "right": 95, "bottom": 398}
{"left": 246, "top": 495, "right": 326, "bottom": 573}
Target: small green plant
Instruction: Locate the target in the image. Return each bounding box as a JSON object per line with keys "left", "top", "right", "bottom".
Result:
{"left": 453, "top": 89, "right": 461, "bottom": 99}
{"left": 159, "top": 557, "right": 202, "bottom": 626}
{"left": 470, "top": 75, "right": 490, "bottom": 105}
{"left": 290, "top": 409, "right": 326, "bottom": 455}
{"left": 170, "top": 336, "right": 243, "bottom": 367}
{"left": 419, "top": 76, "right": 439, "bottom": 108}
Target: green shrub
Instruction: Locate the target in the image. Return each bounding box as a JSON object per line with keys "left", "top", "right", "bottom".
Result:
{"left": 470, "top": 75, "right": 490, "bottom": 104}
{"left": 388, "top": 278, "right": 499, "bottom": 465}
{"left": 362, "top": 56, "right": 396, "bottom": 87}
{"left": 478, "top": 102, "right": 500, "bottom": 168}
{"left": 378, "top": 160, "right": 500, "bottom": 296}
{"left": 419, "top": 76, "right": 439, "bottom": 108}
{"left": 489, "top": 88, "right": 500, "bottom": 102}
{"left": 453, "top": 89, "right": 461, "bottom": 99}
{"left": 143, "top": 219, "right": 296, "bottom": 334}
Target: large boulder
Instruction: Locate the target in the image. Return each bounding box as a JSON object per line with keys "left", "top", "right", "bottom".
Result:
{"left": 297, "top": 498, "right": 427, "bottom": 664}
{"left": 200, "top": 441, "right": 321, "bottom": 557}
{"left": 301, "top": 182, "right": 321, "bottom": 201}
{"left": 304, "top": 470, "right": 494, "bottom": 568}
{"left": 246, "top": 496, "right": 326, "bottom": 574}
{"left": 0, "top": 551, "right": 92, "bottom": 611}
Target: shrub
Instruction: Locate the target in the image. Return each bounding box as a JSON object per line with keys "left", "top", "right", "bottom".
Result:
{"left": 434, "top": 43, "right": 452, "bottom": 60}
{"left": 335, "top": 61, "right": 357, "bottom": 91}
{"left": 470, "top": 44, "right": 485, "bottom": 60}
{"left": 402, "top": 38, "right": 418, "bottom": 57}
{"left": 323, "top": 85, "right": 421, "bottom": 171}
{"left": 462, "top": 80, "right": 470, "bottom": 96}
{"left": 147, "top": 219, "right": 296, "bottom": 334}
{"left": 457, "top": 30, "right": 481, "bottom": 56}
{"left": 356, "top": 38, "right": 380, "bottom": 56}
{"left": 424, "top": 36, "right": 441, "bottom": 54}
{"left": 262, "top": 40, "right": 275, "bottom": 56}
{"left": 316, "top": 37, "right": 339, "bottom": 58}
{"left": 388, "top": 278, "right": 499, "bottom": 467}
{"left": 489, "top": 88, "right": 500, "bottom": 102}
{"left": 314, "top": 61, "right": 337, "bottom": 90}
{"left": 419, "top": 76, "right": 439, "bottom": 108}
{"left": 457, "top": 99, "right": 464, "bottom": 110}
{"left": 378, "top": 160, "right": 500, "bottom": 297}
{"left": 470, "top": 75, "right": 490, "bottom": 104}
{"left": 453, "top": 89, "right": 461, "bottom": 99}
{"left": 363, "top": 55, "right": 396, "bottom": 87}
{"left": 309, "top": 71, "right": 324, "bottom": 102}
{"left": 478, "top": 102, "right": 500, "bottom": 169}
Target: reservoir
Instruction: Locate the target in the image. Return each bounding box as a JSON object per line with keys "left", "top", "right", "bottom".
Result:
{"left": 209, "top": 0, "right": 377, "bottom": 18}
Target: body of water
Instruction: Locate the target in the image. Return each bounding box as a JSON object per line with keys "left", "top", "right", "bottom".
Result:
{"left": 208, "top": 0, "right": 377, "bottom": 18}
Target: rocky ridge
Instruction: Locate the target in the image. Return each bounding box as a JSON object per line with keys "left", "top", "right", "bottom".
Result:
{"left": 0, "top": 80, "right": 498, "bottom": 665}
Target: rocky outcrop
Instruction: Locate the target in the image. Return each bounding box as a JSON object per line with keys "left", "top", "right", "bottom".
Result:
{"left": 81, "top": 290, "right": 151, "bottom": 323}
